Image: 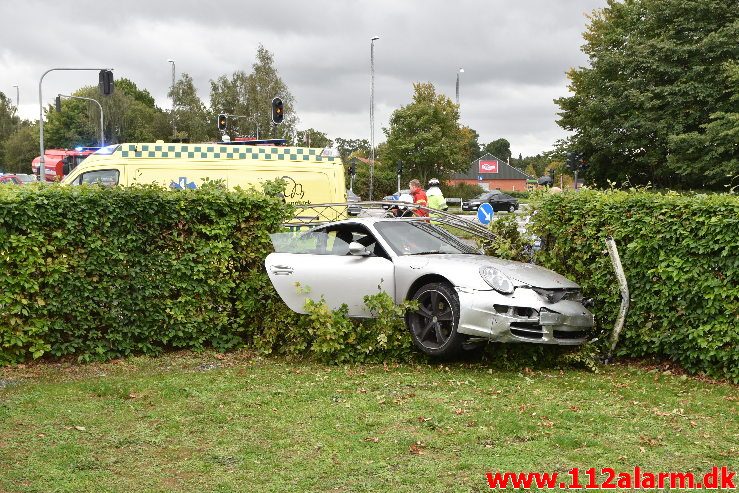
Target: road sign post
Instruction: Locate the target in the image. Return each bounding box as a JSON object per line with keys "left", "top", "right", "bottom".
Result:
{"left": 477, "top": 202, "right": 494, "bottom": 225}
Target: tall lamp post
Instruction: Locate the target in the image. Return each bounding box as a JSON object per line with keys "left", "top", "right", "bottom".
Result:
{"left": 455, "top": 68, "right": 464, "bottom": 106}
{"left": 58, "top": 94, "right": 105, "bottom": 147}
{"left": 369, "top": 36, "right": 379, "bottom": 201}
{"left": 167, "top": 59, "right": 176, "bottom": 139}
{"left": 38, "top": 67, "right": 112, "bottom": 181}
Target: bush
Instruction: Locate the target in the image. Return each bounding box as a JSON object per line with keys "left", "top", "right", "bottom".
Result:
{"left": 255, "top": 291, "right": 417, "bottom": 364}
{"left": 440, "top": 182, "right": 485, "bottom": 200}
{"left": 531, "top": 189, "right": 739, "bottom": 382}
{"left": 0, "top": 183, "right": 420, "bottom": 366}
{"left": 0, "top": 183, "right": 292, "bottom": 364}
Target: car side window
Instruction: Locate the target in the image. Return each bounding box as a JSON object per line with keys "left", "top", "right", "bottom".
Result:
{"left": 74, "top": 169, "right": 119, "bottom": 187}
{"left": 323, "top": 225, "right": 389, "bottom": 259}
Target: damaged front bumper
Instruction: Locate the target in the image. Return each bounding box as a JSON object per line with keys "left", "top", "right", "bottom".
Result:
{"left": 456, "top": 286, "right": 594, "bottom": 345}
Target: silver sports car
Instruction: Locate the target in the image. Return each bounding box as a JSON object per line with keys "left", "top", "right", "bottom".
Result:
{"left": 266, "top": 217, "right": 594, "bottom": 357}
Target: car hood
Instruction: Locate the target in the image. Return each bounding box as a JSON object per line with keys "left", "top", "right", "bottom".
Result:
{"left": 401, "top": 254, "right": 580, "bottom": 289}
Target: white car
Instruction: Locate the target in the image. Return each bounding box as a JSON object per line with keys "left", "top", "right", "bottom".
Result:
{"left": 266, "top": 217, "right": 593, "bottom": 357}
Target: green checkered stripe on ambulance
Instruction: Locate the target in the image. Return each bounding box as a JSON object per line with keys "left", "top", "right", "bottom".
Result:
{"left": 117, "top": 144, "right": 336, "bottom": 162}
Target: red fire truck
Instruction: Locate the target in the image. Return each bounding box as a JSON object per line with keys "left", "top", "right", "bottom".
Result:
{"left": 31, "top": 147, "right": 99, "bottom": 182}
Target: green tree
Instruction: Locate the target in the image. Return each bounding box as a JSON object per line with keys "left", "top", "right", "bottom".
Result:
{"left": 667, "top": 61, "right": 739, "bottom": 187}
{"left": 481, "top": 138, "right": 512, "bottom": 161}
{"left": 383, "top": 82, "right": 471, "bottom": 184}
{"left": 2, "top": 124, "right": 38, "bottom": 173}
{"left": 44, "top": 78, "right": 170, "bottom": 148}
{"left": 556, "top": 0, "right": 738, "bottom": 189}
{"left": 463, "top": 127, "right": 483, "bottom": 161}
{"left": 210, "top": 44, "right": 297, "bottom": 140}
{"left": 169, "top": 73, "right": 210, "bottom": 143}
{"left": 334, "top": 137, "right": 370, "bottom": 162}
{"left": 0, "top": 91, "right": 21, "bottom": 165}
{"left": 294, "top": 128, "right": 331, "bottom": 148}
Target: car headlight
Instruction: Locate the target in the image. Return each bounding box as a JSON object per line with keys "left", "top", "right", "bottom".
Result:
{"left": 479, "top": 266, "right": 515, "bottom": 294}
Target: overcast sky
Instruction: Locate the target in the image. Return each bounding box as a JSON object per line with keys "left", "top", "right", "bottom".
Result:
{"left": 0, "top": 0, "right": 606, "bottom": 156}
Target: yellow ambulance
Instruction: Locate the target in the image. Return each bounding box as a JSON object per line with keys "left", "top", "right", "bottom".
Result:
{"left": 61, "top": 141, "right": 347, "bottom": 210}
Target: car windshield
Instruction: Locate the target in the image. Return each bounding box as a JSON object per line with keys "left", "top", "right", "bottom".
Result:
{"left": 374, "top": 220, "right": 480, "bottom": 256}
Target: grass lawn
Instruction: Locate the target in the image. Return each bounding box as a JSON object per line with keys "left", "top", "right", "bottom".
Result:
{"left": 1, "top": 351, "right": 736, "bottom": 492}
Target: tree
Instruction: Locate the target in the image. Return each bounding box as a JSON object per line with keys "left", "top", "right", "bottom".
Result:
{"left": 556, "top": 0, "right": 738, "bottom": 189}
{"left": 667, "top": 61, "right": 739, "bottom": 187}
{"left": 210, "top": 44, "right": 297, "bottom": 140}
{"left": 334, "top": 137, "right": 370, "bottom": 162}
{"left": 0, "top": 92, "right": 21, "bottom": 165}
{"left": 294, "top": 128, "right": 331, "bottom": 148}
{"left": 169, "top": 73, "right": 210, "bottom": 143}
{"left": 463, "top": 127, "right": 483, "bottom": 161}
{"left": 43, "top": 78, "right": 170, "bottom": 148}
{"left": 383, "top": 82, "right": 472, "bottom": 184}
{"left": 2, "top": 124, "right": 38, "bottom": 173}
{"left": 481, "top": 138, "right": 512, "bottom": 162}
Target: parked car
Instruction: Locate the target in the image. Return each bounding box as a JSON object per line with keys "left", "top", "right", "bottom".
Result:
{"left": 0, "top": 175, "right": 22, "bottom": 185}
{"left": 266, "top": 217, "right": 593, "bottom": 357}
{"left": 347, "top": 189, "right": 361, "bottom": 216}
{"left": 462, "top": 190, "right": 519, "bottom": 212}
{"left": 14, "top": 173, "right": 37, "bottom": 184}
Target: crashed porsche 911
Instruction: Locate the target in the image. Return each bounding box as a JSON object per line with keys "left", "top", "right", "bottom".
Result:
{"left": 266, "top": 217, "right": 594, "bottom": 357}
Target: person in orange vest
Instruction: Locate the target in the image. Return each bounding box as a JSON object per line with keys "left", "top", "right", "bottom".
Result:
{"left": 408, "top": 179, "right": 429, "bottom": 217}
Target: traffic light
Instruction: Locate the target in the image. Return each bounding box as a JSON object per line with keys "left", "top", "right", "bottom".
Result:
{"left": 271, "top": 97, "right": 284, "bottom": 124}
{"left": 217, "top": 113, "right": 227, "bottom": 131}
{"left": 566, "top": 151, "right": 588, "bottom": 172}
{"left": 55, "top": 95, "right": 62, "bottom": 112}
{"left": 99, "top": 70, "right": 114, "bottom": 96}
{"left": 566, "top": 152, "right": 577, "bottom": 171}
{"left": 348, "top": 158, "right": 357, "bottom": 176}
{"left": 396, "top": 161, "right": 403, "bottom": 175}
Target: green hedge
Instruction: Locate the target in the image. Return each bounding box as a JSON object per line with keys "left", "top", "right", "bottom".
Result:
{"left": 0, "top": 183, "right": 291, "bottom": 364}
{"left": 531, "top": 190, "right": 739, "bottom": 382}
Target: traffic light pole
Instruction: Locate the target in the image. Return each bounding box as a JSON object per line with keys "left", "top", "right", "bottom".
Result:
{"left": 38, "top": 67, "right": 112, "bottom": 181}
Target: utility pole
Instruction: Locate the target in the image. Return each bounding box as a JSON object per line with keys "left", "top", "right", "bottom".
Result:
{"left": 455, "top": 68, "right": 464, "bottom": 106}
{"left": 167, "top": 59, "right": 176, "bottom": 140}
{"left": 369, "top": 36, "right": 379, "bottom": 200}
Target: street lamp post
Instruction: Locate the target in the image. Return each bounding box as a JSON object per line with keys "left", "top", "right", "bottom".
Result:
{"left": 58, "top": 94, "right": 105, "bottom": 147}
{"left": 167, "top": 59, "right": 176, "bottom": 139}
{"left": 369, "top": 36, "right": 379, "bottom": 201}
{"left": 456, "top": 68, "right": 464, "bottom": 106}
{"left": 38, "top": 67, "right": 112, "bottom": 181}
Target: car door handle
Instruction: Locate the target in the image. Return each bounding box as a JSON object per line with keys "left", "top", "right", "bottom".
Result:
{"left": 270, "top": 265, "right": 294, "bottom": 275}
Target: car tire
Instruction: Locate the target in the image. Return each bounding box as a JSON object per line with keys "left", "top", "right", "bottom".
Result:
{"left": 406, "top": 282, "right": 463, "bottom": 358}
{"left": 508, "top": 204, "right": 515, "bottom": 213}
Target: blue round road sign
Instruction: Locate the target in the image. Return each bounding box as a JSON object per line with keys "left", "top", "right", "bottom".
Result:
{"left": 477, "top": 202, "right": 494, "bottom": 225}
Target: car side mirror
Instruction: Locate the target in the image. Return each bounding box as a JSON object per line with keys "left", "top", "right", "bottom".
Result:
{"left": 348, "top": 241, "right": 370, "bottom": 256}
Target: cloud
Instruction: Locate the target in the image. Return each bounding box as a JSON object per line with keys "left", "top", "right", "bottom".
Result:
{"left": 0, "top": 0, "right": 605, "bottom": 156}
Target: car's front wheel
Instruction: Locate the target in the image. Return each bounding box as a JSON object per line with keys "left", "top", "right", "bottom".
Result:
{"left": 406, "top": 282, "right": 463, "bottom": 357}
{"left": 508, "top": 204, "right": 516, "bottom": 213}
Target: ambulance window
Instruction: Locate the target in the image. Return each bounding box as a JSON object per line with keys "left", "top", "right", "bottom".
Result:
{"left": 74, "top": 169, "right": 119, "bottom": 187}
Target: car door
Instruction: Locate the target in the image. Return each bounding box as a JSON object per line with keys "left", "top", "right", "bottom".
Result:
{"left": 265, "top": 224, "right": 395, "bottom": 317}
